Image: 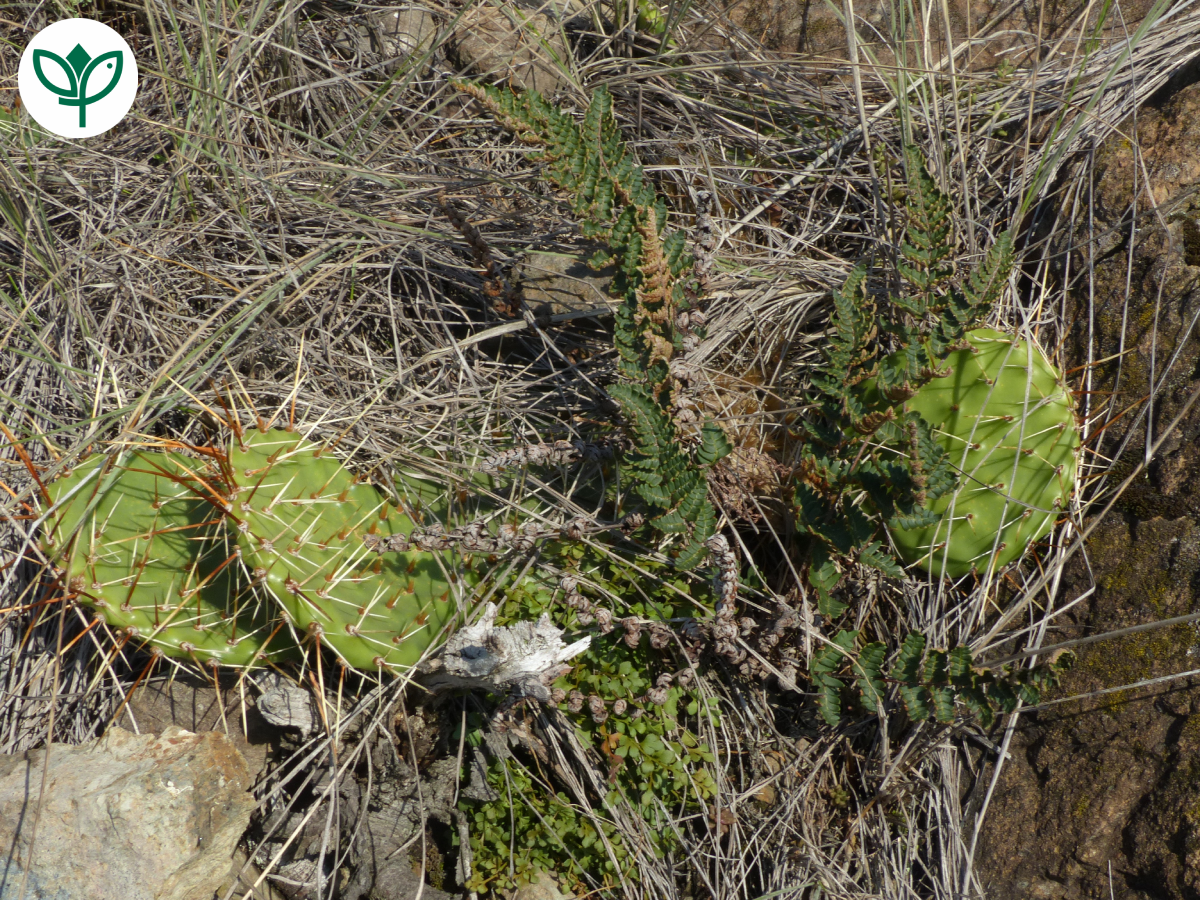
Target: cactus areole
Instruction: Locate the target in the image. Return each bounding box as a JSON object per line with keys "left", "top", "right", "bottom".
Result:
{"left": 888, "top": 328, "right": 1080, "bottom": 577}
{"left": 230, "top": 430, "right": 458, "bottom": 670}
{"left": 43, "top": 452, "right": 294, "bottom": 666}
{"left": 41, "top": 429, "right": 461, "bottom": 672}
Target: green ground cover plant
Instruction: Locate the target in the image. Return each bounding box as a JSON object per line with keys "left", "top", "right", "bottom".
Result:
{"left": 464, "top": 544, "right": 720, "bottom": 894}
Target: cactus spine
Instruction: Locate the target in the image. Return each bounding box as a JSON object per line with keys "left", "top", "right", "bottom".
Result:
{"left": 229, "top": 429, "right": 458, "bottom": 670}
{"left": 41, "top": 428, "right": 461, "bottom": 672}
{"left": 44, "top": 452, "right": 294, "bottom": 666}
{"left": 886, "top": 327, "right": 1080, "bottom": 577}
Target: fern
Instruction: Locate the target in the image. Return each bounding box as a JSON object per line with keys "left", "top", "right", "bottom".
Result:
{"left": 793, "top": 149, "right": 1015, "bottom": 610}
{"left": 458, "top": 83, "right": 1042, "bottom": 734}
{"left": 811, "top": 631, "right": 1073, "bottom": 727}
{"left": 458, "top": 81, "right": 729, "bottom": 569}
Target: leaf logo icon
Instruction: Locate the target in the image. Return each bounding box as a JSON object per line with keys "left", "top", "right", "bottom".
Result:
{"left": 32, "top": 43, "right": 123, "bottom": 129}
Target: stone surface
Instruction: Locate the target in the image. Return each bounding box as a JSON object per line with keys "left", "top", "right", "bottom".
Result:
{"left": 453, "top": 2, "right": 572, "bottom": 94}
{"left": 508, "top": 870, "right": 577, "bottom": 900}
{"left": 977, "top": 517, "right": 1200, "bottom": 900}
{"left": 334, "top": 5, "right": 439, "bottom": 74}
{"left": 373, "top": 5, "right": 439, "bottom": 60}
{"left": 365, "top": 858, "right": 458, "bottom": 900}
{"left": 0, "top": 726, "right": 256, "bottom": 900}
{"left": 216, "top": 847, "right": 289, "bottom": 900}
{"left": 1059, "top": 81, "right": 1200, "bottom": 511}
{"left": 514, "top": 251, "right": 618, "bottom": 316}
{"left": 123, "top": 673, "right": 277, "bottom": 780}
{"left": 255, "top": 674, "right": 318, "bottom": 740}
{"left": 976, "top": 79, "right": 1200, "bottom": 900}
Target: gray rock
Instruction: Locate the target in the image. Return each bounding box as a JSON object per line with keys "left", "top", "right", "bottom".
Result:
{"left": 453, "top": 2, "right": 572, "bottom": 94}
{"left": 368, "top": 857, "right": 458, "bottom": 900}
{"left": 335, "top": 5, "right": 439, "bottom": 74}
{"left": 514, "top": 251, "right": 618, "bottom": 316}
{"left": 373, "top": 5, "right": 439, "bottom": 60}
{"left": 0, "top": 726, "right": 256, "bottom": 900}
{"left": 256, "top": 674, "right": 318, "bottom": 739}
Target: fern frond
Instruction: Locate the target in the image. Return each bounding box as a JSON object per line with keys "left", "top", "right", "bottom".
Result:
{"left": 961, "top": 229, "right": 1014, "bottom": 314}
{"left": 697, "top": 421, "right": 733, "bottom": 467}
{"left": 854, "top": 642, "right": 888, "bottom": 713}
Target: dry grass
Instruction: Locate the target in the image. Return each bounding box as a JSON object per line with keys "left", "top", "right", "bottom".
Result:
{"left": 3, "top": 0, "right": 1200, "bottom": 897}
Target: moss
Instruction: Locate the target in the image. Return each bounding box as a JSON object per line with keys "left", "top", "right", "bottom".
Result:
{"left": 1076, "top": 625, "right": 1194, "bottom": 713}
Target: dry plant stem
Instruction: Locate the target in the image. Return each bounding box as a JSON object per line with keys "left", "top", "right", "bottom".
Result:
{"left": 438, "top": 191, "right": 517, "bottom": 313}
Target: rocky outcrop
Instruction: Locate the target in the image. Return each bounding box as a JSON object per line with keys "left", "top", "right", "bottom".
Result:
{"left": 977, "top": 79, "right": 1200, "bottom": 900}
{"left": 0, "top": 727, "right": 256, "bottom": 900}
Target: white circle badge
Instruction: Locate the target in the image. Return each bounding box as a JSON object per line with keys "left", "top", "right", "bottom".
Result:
{"left": 18, "top": 18, "right": 138, "bottom": 138}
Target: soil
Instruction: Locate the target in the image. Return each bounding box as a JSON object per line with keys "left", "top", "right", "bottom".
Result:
{"left": 976, "top": 81, "right": 1200, "bottom": 899}
{"left": 721, "top": 0, "right": 1163, "bottom": 69}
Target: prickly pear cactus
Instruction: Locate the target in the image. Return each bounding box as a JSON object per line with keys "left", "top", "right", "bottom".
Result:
{"left": 43, "top": 452, "right": 293, "bottom": 666}
{"left": 888, "top": 327, "right": 1080, "bottom": 577}
{"left": 228, "top": 429, "right": 459, "bottom": 670}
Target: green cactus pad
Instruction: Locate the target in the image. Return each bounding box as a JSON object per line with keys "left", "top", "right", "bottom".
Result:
{"left": 43, "top": 452, "right": 293, "bottom": 666}
{"left": 228, "top": 429, "right": 459, "bottom": 670}
{"left": 888, "top": 328, "right": 1080, "bottom": 577}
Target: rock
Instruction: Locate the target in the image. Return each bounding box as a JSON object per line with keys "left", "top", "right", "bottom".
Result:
{"left": 977, "top": 79, "right": 1200, "bottom": 900}
{"left": 216, "top": 847, "right": 290, "bottom": 900}
{"left": 508, "top": 870, "right": 576, "bottom": 900}
{"left": 334, "top": 5, "right": 439, "bottom": 74}
{"left": 373, "top": 5, "right": 438, "bottom": 60}
{"left": 367, "top": 858, "right": 459, "bottom": 900}
{"left": 123, "top": 672, "right": 277, "bottom": 781}
{"left": 453, "top": 2, "right": 571, "bottom": 95}
{"left": 1059, "top": 82, "right": 1200, "bottom": 515}
{"left": 0, "top": 726, "right": 256, "bottom": 900}
{"left": 514, "top": 251, "right": 618, "bottom": 316}
{"left": 256, "top": 674, "right": 318, "bottom": 739}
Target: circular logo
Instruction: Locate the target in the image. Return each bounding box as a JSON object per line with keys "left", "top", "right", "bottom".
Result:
{"left": 18, "top": 19, "right": 138, "bottom": 138}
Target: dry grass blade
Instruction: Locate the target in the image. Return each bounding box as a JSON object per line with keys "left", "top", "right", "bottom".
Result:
{"left": 1, "top": 0, "right": 1199, "bottom": 897}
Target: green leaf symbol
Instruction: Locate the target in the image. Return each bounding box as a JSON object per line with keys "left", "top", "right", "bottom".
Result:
{"left": 33, "top": 43, "right": 123, "bottom": 129}
{"left": 32, "top": 50, "right": 78, "bottom": 98}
